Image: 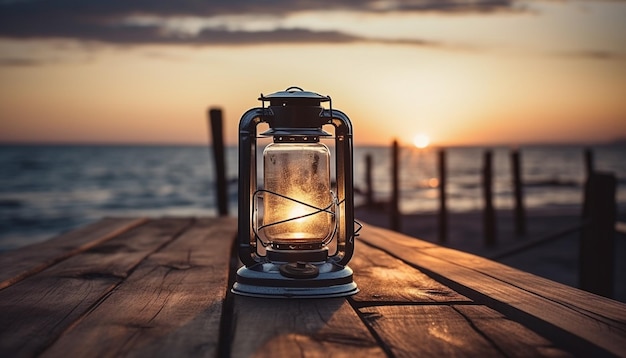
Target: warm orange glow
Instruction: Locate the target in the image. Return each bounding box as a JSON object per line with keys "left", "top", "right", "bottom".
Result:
{"left": 273, "top": 200, "right": 326, "bottom": 240}
{"left": 287, "top": 204, "right": 310, "bottom": 224}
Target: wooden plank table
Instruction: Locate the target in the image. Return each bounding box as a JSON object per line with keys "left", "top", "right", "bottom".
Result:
{"left": 1, "top": 217, "right": 625, "bottom": 357}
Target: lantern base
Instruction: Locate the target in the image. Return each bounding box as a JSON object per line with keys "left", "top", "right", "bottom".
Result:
{"left": 231, "top": 262, "right": 358, "bottom": 298}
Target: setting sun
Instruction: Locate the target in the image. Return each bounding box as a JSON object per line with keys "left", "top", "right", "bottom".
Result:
{"left": 413, "top": 133, "right": 431, "bottom": 149}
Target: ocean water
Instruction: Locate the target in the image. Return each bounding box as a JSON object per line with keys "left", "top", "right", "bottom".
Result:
{"left": 1, "top": 144, "right": 625, "bottom": 251}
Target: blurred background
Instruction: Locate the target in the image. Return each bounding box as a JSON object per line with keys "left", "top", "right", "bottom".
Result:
{"left": 1, "top": 0, "right": 625, "bottom": 299}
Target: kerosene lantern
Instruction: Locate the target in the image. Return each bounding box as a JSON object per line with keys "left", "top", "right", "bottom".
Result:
{"left": 232, "top": 86, "right": 358, "bottom": 298}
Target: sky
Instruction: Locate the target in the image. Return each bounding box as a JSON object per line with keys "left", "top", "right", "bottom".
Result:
{"left": 0, "top": 0, "right": 625, "bottom": 147}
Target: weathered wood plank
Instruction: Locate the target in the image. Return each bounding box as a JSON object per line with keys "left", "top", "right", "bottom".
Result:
{"left": 40, "top": 217, "right": 237, "bottom": 358}
{"left": 0, "top": 217, "right": 148, "bottom": 290}
{"left": 360, "top": 305, "right": 498, "bottom": 357}
{"left": 359, "top": 305, "right": 571, "bottom": 357}
{"left": 356, "top": 223, "right": 436, "bottom": 250}
{"left": 0, "top": 218, "right": 192, "bottom": 357}
{"left": 423, "top": 244, "right": 626, "bottom": 325}
{"left": 350, "top": 240, "right": 470, "bottom": 304}
{"left": 3, "top": 216, "right": 622, "bottom": 357}
{"left": 453, "top": 305, "right": 572, "bottom": 357}
{"left": 230, "top": 297, "right": 386, "bottom": 357}
{"left": 358, "top": 223, "right": 626, "bottom": 357}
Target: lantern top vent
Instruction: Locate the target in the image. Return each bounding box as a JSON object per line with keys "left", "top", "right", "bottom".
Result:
{"left": 260, "top": 86, "right": 330, "bottom": 106}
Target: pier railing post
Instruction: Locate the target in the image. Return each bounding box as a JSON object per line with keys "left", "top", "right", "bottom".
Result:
{"left": 438, "top": 149, "right": 448, "bottom": 244}
{"left": 482, "top": 150, "right": 496, "bottom": 246}
{"left": 584, "top": 147, "right": 594, "bottom": 178}
{"left": 582, "top": 148, "right": 595, "bottom": 218}
{"left": 579, "top": 172, "right": 616, "bottom": 298}
{"left": 511, "top": 149, "right": 526, "bottom": 236}
{"left": 390, "top": 140, "right": 401, "bottom": 232}
{"left": 208, "top": 107, "right": 229, "bottom": 216}
{"left": 365, "top": 154, "right": 374, "bottom": 207}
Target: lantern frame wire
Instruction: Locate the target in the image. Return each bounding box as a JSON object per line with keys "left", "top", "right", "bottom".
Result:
{"left": 251, "top": 187, "right": 363, "bottom": 250}
{"left": 252, "top": 189, "right": 339, "bottom": 247}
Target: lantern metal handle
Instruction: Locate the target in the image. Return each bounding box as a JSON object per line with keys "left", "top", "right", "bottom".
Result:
{"left": 237, "top": 107, "right": 266, "bottom": 267}
{"left": 321, "top": 108, "right": 355, "bottom": 265}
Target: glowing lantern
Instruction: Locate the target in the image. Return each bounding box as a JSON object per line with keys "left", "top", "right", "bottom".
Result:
{"left": 232, "top": 87, "right": 358, "bottom": 298}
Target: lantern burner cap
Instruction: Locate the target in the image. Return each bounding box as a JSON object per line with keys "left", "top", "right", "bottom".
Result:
{"left": 279, "top": 262, "right": 319, "bottom": 279}
{"left": 259, "top": 86, "right": 330, "bottom": 104}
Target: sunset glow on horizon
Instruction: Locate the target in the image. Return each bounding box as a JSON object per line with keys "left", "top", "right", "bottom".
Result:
{"left": 413, "top": 133, "right": 431, "bottom": 149}
{"left": 1, "top": 0, "right": 625, "bottom": 147}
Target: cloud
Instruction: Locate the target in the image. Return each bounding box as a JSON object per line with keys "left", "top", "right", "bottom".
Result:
{"left": 193, "top": 28, "right": 360, "bottom": 45}
{"left": 551, "top": 50, "right": 626, "bottom": 61}
{"left": 0, "top": 57, "right": 46, "bottom": 67}
{"left": 0, "top": 0, "right": 516, "bottom": 46}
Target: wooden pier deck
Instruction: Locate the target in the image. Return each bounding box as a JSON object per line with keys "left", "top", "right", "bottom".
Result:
{"left": 1, "top": 217, "right": 625, "bottom": 357}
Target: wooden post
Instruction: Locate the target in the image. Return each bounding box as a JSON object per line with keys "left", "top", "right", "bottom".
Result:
{"left": 482, "top": 150, "right": 496, "bottom": 246}
{"left": 365, "top": 154, "right": 374, "bottom": 207}
{"left": 208, "top": 108, "right": 229, "bottom": 216}
{"left": 584, "top": 147, "right": 594, "bottom": 178}
{"left": 582, "top": 148, "right": 594, "bottom": 219}
{"left": 511, "top": 149, "right": 526, "bottom": 236}
{"left": 390, "top": 140, "right": 401, "bottom": 232}
{"left": 438, "top": 149, "right": 447, "bottom": 244}
{"left": 579, "top": 172, "right": 616, "bottom": 298}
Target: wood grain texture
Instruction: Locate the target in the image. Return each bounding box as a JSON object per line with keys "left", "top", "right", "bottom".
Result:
{"left": 359, "top": 305, "right": 571, "bottom": 358}
{"left": 231, "top": 297, "right": 386, "bottom": 358}
{"left": 423, "top": 244, "right": 626, "bottom": 325}
{"left": 0, "top": 218, "right": 192, "bottom": 357}
{"left": 356, "top": 223, "right": 436, "bottom": 251}
{"left": 2, "top": 217, "right": 625, "bottom": 357}
{"left": 350, "top": 241, "right": 470, "bottom": 304}
{"left": 360, "top": 305, "right": 498, "bottom": 357}
{"left": 453, "top": 305, "right": 572, "bottom": 357}
{"left": 358, "top": 224, "right": 626, "bottom": 357}
{"left": 41, "top": 217, "right": 237, "bottom": 358}
{"left": 0, "top": 217, "right": 148, "bottom": 290}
